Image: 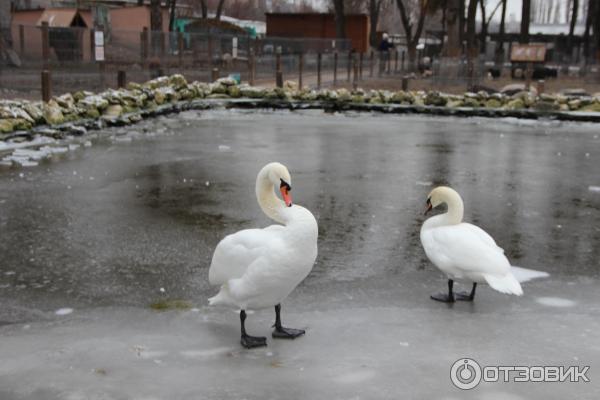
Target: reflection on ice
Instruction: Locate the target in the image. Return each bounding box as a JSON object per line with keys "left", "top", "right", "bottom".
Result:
{"left": 535, "top": 297, "right": 576, "bottom": 307}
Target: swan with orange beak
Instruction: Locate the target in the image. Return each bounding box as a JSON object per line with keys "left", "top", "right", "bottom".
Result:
{"left": 208, "top": 162, "right": 318, "bottom": 348}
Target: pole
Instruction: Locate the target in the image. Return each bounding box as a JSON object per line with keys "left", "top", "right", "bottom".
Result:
{"left": 41, "top": 70, "right": 51, "bottom": 102}
{"left": 369, "top": 50, "right": 374, "bottom": 77}
{"left": 275, "top": 47, "right": 282, "bottom": 88}
{"left": 347, "top": 50, "right": 352, "bottom": 82}
{"left": 41, "top": 21, "right": 49, "bottom": 69}
{"left": 333, "top": 52, "right": 338, "bottom": 87}
{"left": 118, "top": 70, "right": 127, "bottom": 88}
{"left": 317, "top": 53, "right": 322, "bottom": 89}
{"left": 178, "top": 31, "right": 184, "bottom": 68}
{"left": 298, "top": 52, "right": 303, "bottom": 90}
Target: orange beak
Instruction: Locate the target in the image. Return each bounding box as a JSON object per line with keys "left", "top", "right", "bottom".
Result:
{"left": 280, "top": 185, "right": 293, "bottom": 207}
{"left": 424, "top": 199, "right": 432, "bottom": 215}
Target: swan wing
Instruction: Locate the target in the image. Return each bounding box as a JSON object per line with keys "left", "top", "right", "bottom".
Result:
{"left": 208, "top": 225, "right": 285, "bottom": 285}
{"left": 426, "top": 224, "right": 510, "bottom": 277}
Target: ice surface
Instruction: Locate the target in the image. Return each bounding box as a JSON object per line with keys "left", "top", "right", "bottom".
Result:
{"left": 0, "top": 111, "right": 598, "bottom": 399}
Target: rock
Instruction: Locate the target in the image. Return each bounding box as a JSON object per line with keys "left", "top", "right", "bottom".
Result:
{"left": 462, "top": 97, "right": 479, "bottom": 108}
{"left": 67, "top": 125, "right": 87, "bottom": 135}
{"left": 54, "top": 93, "right": 74, "bottom": 109}
{"left": 43, "top": 101, "right": 65, "bottom": 125}
{"left": 169, "top": 74, "right": 188, "bottom": 89}
{"left": 216, "top": 77, "right": 237, "bottom": 87}
{"left": 227, "top": 85, "right": 241, "bottom": 98}
{"left": 476, "top": 90, "right": 490, "bottom": 100}
{"left": 336, "top": 88, "right": 351, "bottom": 102}
{"left": 126, "top": 82, "right": 143, "bottom": 91}
{"left": 79, "top": 95, "right": 109, "bottom": 111}
{"left": 23, "top": 102, "right": 45, "bottom": 122}
{"left": 539, "top": 93, "right": 556, "bottom": 102}
{"left": 485, "top": 99, "right": 502, "bottom": 108}
{"left": 145, "top": 76, "right": 170, "bottom": 89}
{"left": 561, "top": 88, "right": 588, "bottom": 97}
{"left": 283, "top": 80, "right": 298, "bottom": 91}
{"left": 501, "top": 83, "right": 537, "bottom": 96}
{"left": 424, "top": 91, "right": 447, "bottom": 106}
{"left": 579, "top": 102, "right": 600, "bottom": 112}
{"left": 505, "top": 98, "right": 525, "bottom": 110}
{"left": 0, "top": 119, "right": 14, "bottom": 133}
{"left": 446, "top": 100, "right": 463, "bottom": 108}
{"left": 533, "top": 101, "right": 559, "bottom": 111}
{"left": 568, "top": 99, "right": 581, "bottom": 110}
{"left": 240, "top": 86, "right": 266, "bottom": 98}
{"left": 85, "top": 108, "right": 100, "bottom": 119}
{"left": 209, "top": 83, "right": 228, "bottom": 95}
{"left": 103, "top": 104, "right": 123, "bottom": 118}
{"left": 153, "top": 89, "right": 166, "bottom": 105}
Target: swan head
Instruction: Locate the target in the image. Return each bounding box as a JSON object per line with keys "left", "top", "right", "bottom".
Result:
{"left": 265, "top": 162, "right": 292, "bottom": 207}
{"left": 424, "top": 186, "right": 460, "bottom": 215}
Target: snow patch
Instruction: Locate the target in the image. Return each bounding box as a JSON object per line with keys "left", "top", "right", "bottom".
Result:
{"left": 535, "top": 297, "right": 576, "bottom": 308}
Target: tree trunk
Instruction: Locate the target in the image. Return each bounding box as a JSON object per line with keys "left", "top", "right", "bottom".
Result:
{"left": 407, "top": 43, "right": 417, "bottom": 70}
{"left": 466, "top": 0, "right": 478, "bottom": 57}
{"left": 396, "top": 0, "right": 428, "bottom": 72}
{"left": 368, "top": 0, "right": 382, "bottom": 48}
{"left": 583, "top": 0, "right": 593, "bottom": 60}
{"left": 333, "top": 0, "right": 346, "bottom": 39}
{"left": 479, "top": 0, "right": 487, "bottom": 54}
{"left": 200, "top": 0, "right": 207, "bottom": 18}
{"left": 495, "top": 0, "right": 507, "bottom": 64}
{"left": 567, "top": 0, "right": 579, "bottom": 55}
{"left": 443, "top": 0, "right": 462, "bottom": 57}
{"left": 150, "top": 0, "right": 162, "bottom": 31}
{"left": 520, "top": 0, "right": 531, "bottom": 44}
{"left": 215, "top": 0, "right": 226, "bottom": 20}
{"left": 168, "top": 0, "right": 177, "bottom": 32}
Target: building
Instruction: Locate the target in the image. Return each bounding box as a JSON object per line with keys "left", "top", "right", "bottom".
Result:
{"left": 265, "top": 13, "right": 369, "bottom": 53}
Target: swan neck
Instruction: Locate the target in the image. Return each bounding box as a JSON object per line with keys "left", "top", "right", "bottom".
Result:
{"left": 256, "top": 170, "right": 285, "bottom": 224}
{"left": 444, "top": 191, "right": 464, "bottom": 224}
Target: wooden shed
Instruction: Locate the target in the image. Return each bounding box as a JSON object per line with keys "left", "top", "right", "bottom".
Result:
{"left": 265, "top": 13, "right": 369, "bottom": 53}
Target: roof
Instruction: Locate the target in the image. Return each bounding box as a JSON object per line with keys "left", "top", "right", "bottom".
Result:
{"left": 36, "top": 8, "right": 88, "bottom": 28}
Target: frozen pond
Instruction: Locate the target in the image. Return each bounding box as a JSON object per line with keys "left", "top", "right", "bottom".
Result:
{"left": 0, "top": 110, "right": 599, "bottom": 399}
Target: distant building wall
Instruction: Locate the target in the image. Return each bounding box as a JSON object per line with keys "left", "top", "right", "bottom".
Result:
{"left": 265, "top": 13, "right": 369, "bottom": 53}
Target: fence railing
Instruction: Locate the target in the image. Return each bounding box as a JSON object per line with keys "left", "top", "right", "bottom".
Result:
{"left": 1, "top": 24, "right": 600, "bottom": 101}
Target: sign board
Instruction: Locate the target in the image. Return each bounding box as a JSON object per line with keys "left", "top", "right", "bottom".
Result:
{"left": 510, "top": 44, "right": 546, "bottom": 63}
{"left": 94, "top": 31, "right": 105, "bottom": 62}
{"left": 232, "top": 37, "right": 238, "bottom": 59}
{"left": 94, "top": 31, "right": 104, "bottom": 47}
{"left": 94, "top": 46, "right": 105, "bottom": 61}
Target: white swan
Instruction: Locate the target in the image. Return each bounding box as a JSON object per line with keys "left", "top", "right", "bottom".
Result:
{"left": 208, "top": 162, "right": 318, "bottom": 348}
{"left": 421, "top": 186, "right": 548, "bottom": 302}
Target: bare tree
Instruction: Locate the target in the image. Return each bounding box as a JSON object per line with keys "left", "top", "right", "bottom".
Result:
{"left": 495, "top": 0, "right": 507, "bottom": 63}
{"left": 443, "top": 0, "right": 461, "bottom": 57}
{"left": 567, "top": 0, "right": 579, "bottom": 50}
{"left": 479, "top": 0, "right": 486, "bottom": 54}
{"left": 520, "top": 0, "right": 531, "bottom": 44}
{"left": 333, "top": 0, "right": 346, "bottom": 38}
{"left": 369, "top": 0, "right": 385, "bottom": 47}
{"left": 395, "top": 0, "right": 428, "bottom": 70}
{"left": 215, "top": 0, "right": 226, "bottom": 19}
{"left": 168, "top": 0, "right": 178, "bottom": 31}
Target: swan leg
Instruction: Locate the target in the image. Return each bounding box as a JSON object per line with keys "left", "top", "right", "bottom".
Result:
{"left": 272, "top": 304, "right": 305, "bottom": 339}
{"left": 430, "top": 279, "right": 455, "bottom": 303}
{"left": 240, "top": 310, "right": 267, "bottom": 349}
{"left": 455, "top": 283, "right": 477, "bottom": 301}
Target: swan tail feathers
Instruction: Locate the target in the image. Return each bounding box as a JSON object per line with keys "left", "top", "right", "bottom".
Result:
{"left": 510, "top": 266, "right": 549, "bottom": 283}
{"left": 483, "top": 273, "right": 523, "bottom": 296}
{"left": 208, "top": 284, "right": 234, "bottom": 306}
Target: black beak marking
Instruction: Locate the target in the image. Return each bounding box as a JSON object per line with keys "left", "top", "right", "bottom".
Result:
{"left": 280, "top": 179, "right": 291, "bottom": 191}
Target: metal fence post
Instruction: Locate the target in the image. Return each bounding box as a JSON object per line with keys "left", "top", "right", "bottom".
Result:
{"left": 19, "top": 25, "right": 25, "bottom": 56}
{"left": 401, "top": 50, "right": 405, "bottom": 72}
{"left": 118, "top": 70, "right": 126, "bottom": 88}
{"left": 347, "top": 50, "right": 351, "bottom": 82}
{"left": 275, "top": 47, "right": 282, "bottom": 88}
{"left": 359, "top": 52, "right": 363, "bottom": 80}
{"left": 41, "top": 21, "right": 49, "bottom": 69}
{"left": 317, "top": 53, "right": 322, "bottom": 89}
{"left": 394, "top": 50, "right": 399, "bottom": 73}
{"left": 333, "top": 52, "right": 338, "bottom": 87}
{"left": 141, "top": 27, "right": 149, "bottom": 65}
{"left": 352, "top": 53, "right": 358, "bottom": 90}
{"left": 369, "top": 50, "right": 374, "bottom": 77}
{"left": 402, "top": 75, "right": 408, "bottom": 91}
{"left": 212, "top": 68, "right": 219, "bottom": 82}
{"left": 249, "top": 48, "right": 255, "bottom": 86}
{"left": 298, "top": 52, "right": 303, "bottom": 90}
{"left": 178, "top": 31, "right": 184, "bottom": 68}
{"left": 41, "top": 70, "right": 51, "bottom": 102}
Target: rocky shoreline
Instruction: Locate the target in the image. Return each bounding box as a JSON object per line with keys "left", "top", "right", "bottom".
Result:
{"left": 2, "top": 73, "right": 600, "bottom": 153}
